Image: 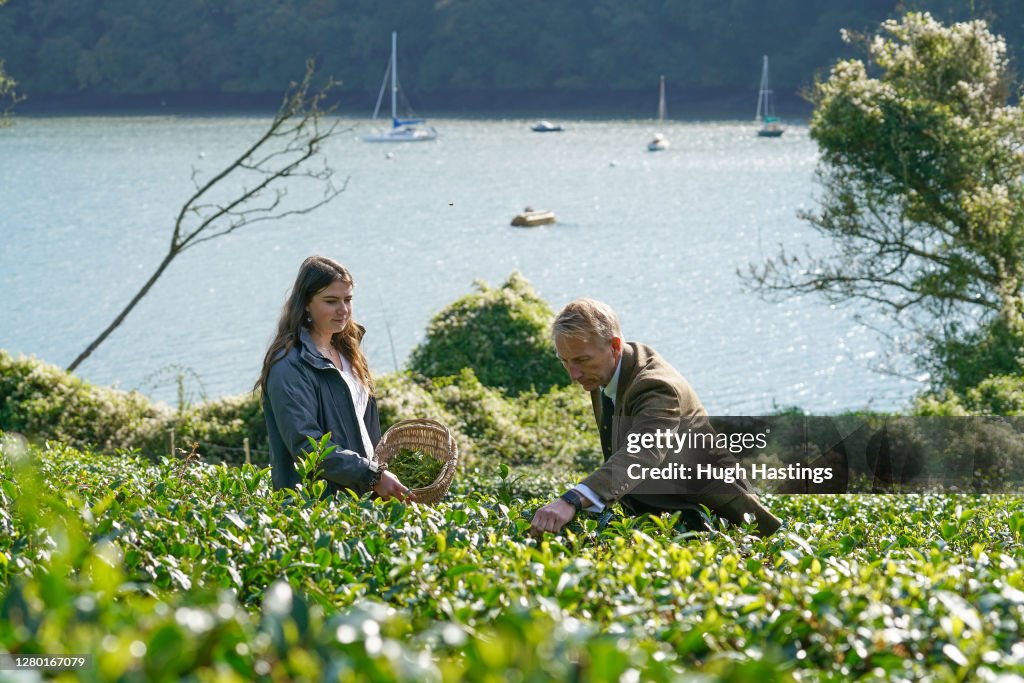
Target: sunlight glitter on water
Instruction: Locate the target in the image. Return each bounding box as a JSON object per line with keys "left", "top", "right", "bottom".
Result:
{"left": 0, "top": 116, "right": 919, "bottom": 411}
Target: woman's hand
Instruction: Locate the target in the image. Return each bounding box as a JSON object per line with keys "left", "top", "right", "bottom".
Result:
{"left": 372, "top": 470, "right": 416, "bottom": 503}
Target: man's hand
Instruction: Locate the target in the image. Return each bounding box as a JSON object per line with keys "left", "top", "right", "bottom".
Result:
{"left": 372, "top": 471, "right": 416, "bottom": 503}
{"left": 529, "top": 499, "right": 576, "bottom": 537}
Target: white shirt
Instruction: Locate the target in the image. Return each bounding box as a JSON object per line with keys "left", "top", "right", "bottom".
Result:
{"left": 573, "top": 354, "right": 624, "bottom": 512}
{"left": 336, "top": 354, "right": 376, "bottom": 459}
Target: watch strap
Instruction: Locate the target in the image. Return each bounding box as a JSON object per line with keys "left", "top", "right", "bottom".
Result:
{"left": 560, "top": 489, "right": 584, "bottom": 513}
{"left": 368, "top": 460, "right": 387, "bottom": 487}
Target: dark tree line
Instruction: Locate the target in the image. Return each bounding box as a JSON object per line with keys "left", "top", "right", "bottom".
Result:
{"left": 0, "top": 0, "right": 1021, "bottom": 107}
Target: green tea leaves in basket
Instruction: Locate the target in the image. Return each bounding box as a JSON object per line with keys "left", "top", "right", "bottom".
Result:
{"left": 389, "top": 448, "right": 444, "bottom": 489}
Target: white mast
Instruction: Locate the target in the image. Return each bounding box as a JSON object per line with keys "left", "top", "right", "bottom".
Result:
{"left": 391, "top": 31, "right": 398, "bottom": 123}
{"left": 364, "top": 31, "right": 437, "bottom": 141}
{"left": 756, "top": 55, "right": 770, "bottom": 122}
{"left": 657, "top": 75, "right": 667, "bottom": 122}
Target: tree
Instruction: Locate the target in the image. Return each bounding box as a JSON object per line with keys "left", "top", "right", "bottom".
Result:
{"left": 0, "top": 0, "right": 23, "bottom": 123}
{"left": 746, "top": 12, "right": 1024, "bottom": 388}
{"left": 0, "top": 58, "right": 19, "bottom": 121}
{"left": 67, "top": 59, "right": 346, "bottom": 372}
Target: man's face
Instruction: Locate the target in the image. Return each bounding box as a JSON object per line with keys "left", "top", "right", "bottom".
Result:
{"left": 554, "top": 334, "right": 622, "bottom": 392}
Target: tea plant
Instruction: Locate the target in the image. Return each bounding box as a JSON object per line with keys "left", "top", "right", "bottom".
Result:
{"left": 1, "top": 437, "right": 1023, "bottom": 681}
{"left": 388, "top": 448, "right": 445, "bottom": 490}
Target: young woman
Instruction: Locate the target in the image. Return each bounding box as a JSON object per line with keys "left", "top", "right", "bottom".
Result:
{"left": 255, "top": 255, "right": 411, "bottom": 501}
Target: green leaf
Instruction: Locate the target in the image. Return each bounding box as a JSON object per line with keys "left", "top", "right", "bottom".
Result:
{"left": 224, "top": 511, "right": 247, "bottom": 531}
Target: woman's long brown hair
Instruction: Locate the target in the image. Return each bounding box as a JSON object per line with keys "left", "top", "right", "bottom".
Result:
{"left": 254, "top": 256, "right": 374, "bottom": 396}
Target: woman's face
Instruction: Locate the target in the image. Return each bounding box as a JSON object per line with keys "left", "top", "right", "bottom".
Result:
{"left": 306, "top": 279, "right": 353, "bottom": 337}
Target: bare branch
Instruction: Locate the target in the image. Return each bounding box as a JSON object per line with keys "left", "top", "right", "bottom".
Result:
{"left": 69, "top": 59, "right": 348, "bottom": 372}
{"left": 183, "top": 176, "right": 349, "bottom": 251}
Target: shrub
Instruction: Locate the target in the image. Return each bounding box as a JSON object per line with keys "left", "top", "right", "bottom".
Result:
{"left": 408, "top": 272, "right": 569, "bottom": 395}
{"left": 513, "top": 383, "right": 601, "bottom": 471}
{"left": 964, "top": 375, "right": 1024, "bottom": 415}
{"left": 377, "top": 369, "right": 599, "bottom": 472}
{"left": 0, "top": 352, "right": 269, "bottom": 464}
{"left": 374, "top": 371, "right": 477, "bottom": 468}
{"left": 375, "top": 371, "right": 454, "bottom": 432}
{"left": 0, "top": 350, "right": 168, "bottom": 453}
{"left": 912, "top": 391, "right": 971, "bottom": 416}
{"left": 0, "top": 270, "right": 600, "bottom": 473}
{"left": 6, "top": 440, "right": 1024, "bottom": 681}
{"left": 915, "top": 374, "right": 1024, "bottom": 416}
{"left": 925, "top": 317, "right": 1024, "bottom": 397}
{"left": 167, "top": 393, "right": 269, "bottom": 464}
{"left": 938, "top": 418, "right": 1024, "bottom": 485}
{"left": 429, "top": 368, "right": 532, "bottom": 459}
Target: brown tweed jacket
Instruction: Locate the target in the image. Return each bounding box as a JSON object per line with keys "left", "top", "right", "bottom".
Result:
{"left": 579, "top": 341, "right": 752, "bottom": 514}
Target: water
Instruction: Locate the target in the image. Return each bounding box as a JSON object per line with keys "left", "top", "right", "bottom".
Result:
{"left": 0, "top": 115, "right": 920, "bottom": 412}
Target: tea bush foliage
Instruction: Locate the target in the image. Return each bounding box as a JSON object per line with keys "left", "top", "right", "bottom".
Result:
{"left": 2, "top": 438, "right": 1023, "bottom": 680}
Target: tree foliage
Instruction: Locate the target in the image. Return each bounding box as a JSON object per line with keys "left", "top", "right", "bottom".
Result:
{"left": 2, "top": 1, "right": 1023, "bottom": 102}
{"left": 747, "top": 12, "right": 1024, "bottom": 387}
{"left": 0, "top": 0, "right": 22, "bottom": 122}
{"left": 0, "top": 59, "right": 16, "bottom": 121}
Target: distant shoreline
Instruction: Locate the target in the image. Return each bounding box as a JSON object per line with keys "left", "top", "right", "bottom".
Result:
{"left": 14, "top": 86, "right": 813, "bottom": 121}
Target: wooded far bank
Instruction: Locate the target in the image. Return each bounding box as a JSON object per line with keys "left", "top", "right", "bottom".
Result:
{"left": 1, "top": 0, "right": 1019, "bottom": 115}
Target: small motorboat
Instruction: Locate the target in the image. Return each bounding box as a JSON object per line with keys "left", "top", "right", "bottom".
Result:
{"left": 511, "top": 207, "right": 556, "bottom": 227}
{"left": 647, "top": 133, "right": 669, "bottom": 151}
{"left": 531, "top": 120, "right": 564, "bottom": 132}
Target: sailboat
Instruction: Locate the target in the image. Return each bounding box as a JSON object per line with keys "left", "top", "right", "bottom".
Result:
{"left": 755, "top": 55, "right": 783, "bottom": 138}
{"left": 647, "top": 75, "right": 669, "bottom": 151}
{"left": 364, "top": 32, "right": 437, "bottom": 143}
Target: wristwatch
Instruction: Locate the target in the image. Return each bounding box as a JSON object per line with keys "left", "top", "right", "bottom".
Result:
{"left": 368, "top": 460, "right": 388, "bottom": 488}
{"left": 559, "top": 489, "right": 584, "bottom": 514}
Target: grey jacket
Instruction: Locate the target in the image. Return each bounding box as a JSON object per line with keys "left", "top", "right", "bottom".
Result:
{"left": 263, "top": 326, "right": 381, "bottom": 494}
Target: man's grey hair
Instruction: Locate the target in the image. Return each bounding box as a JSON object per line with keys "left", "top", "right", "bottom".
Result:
{"left": 551, "top": 298, "right": 622, "bottom": 343}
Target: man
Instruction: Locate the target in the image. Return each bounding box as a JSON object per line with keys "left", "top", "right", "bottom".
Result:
{"left": 530, "top": 298, "right": 782, "bottom": 537}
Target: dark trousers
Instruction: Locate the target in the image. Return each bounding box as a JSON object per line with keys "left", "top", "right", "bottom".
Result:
{"left": 620, "top": 495, "right": 712, "bottom": 532}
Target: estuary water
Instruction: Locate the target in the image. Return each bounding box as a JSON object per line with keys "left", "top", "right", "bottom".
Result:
{"left": 0, "top": 115, "right": 920, "bottom": 412}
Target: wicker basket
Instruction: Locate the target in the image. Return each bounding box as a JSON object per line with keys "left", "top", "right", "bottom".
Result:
{"left": 374, "top": 418, "right": 458, "bottom": 504}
